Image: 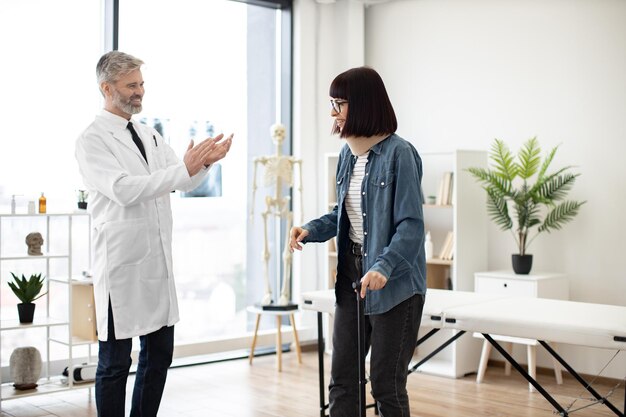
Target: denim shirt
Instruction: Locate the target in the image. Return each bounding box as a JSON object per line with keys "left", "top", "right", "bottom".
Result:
{"left": 302, "top": 134, "right": 426, "bottom": 314}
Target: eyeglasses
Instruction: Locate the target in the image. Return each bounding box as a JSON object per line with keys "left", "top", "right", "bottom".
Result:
{"left": 330, "top": 99, "right": 348, "bottom": 113}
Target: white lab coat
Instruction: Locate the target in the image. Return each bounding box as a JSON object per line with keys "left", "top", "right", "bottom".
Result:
{"left": 75, "top": 110, "right": 207, "bottom": 341}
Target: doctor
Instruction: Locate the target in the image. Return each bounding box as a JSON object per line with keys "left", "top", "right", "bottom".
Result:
{"left": 75, "top": 51, "right": 233, "bottom": 417}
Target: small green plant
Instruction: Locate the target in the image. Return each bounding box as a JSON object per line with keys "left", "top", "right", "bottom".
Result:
{"left": 468, "top": 137, "right": 585, "bottom": 256}
{"left": 8, "top": 273, "right": 47, "bottom": 304}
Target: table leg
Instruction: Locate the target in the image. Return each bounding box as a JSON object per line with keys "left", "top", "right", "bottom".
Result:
{"left": 249, "top": 313, "right": 261, "bottom": 365}
{"left": 476, "top": 340, "right": 491, "bottom": 383}
{"left": 289, "top": 314, "right": 302, "bottom": 364}
{"left": 276, "top": 316, "right": 283, "bottom": 372}
{"left": 549, "top": 342, "right": 563, "bottom": 384}
{"left": 527, "top": 345, "right": 537, "bottom": 392}
{"left": 504, "top": 342, "right": 513, "bottom": 376}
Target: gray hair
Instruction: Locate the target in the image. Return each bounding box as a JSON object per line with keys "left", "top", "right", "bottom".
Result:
{"left": 96, "top": 51, "right": 144, "bottom": 86}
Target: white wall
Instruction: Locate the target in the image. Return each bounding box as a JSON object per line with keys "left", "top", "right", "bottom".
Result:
{"left": 364, "top": 0, "right": 626, "bottom": 379}
{"left": 292, "top": 0, "right": 626, "bottom": 379}
{"left": 365, "top": 0, "right": 626, "bottom": 306}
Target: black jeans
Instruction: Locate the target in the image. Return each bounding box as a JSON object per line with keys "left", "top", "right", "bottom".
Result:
{"left": 95, "top": 301, "right": 174, "bottom": 417}
{"left": 329, "top": 243, "right": 424, "bottom": 417}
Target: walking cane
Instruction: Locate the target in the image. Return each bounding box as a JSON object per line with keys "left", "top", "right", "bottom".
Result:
{"left": 352, "top": 281, "right": 367, "bottom": 417}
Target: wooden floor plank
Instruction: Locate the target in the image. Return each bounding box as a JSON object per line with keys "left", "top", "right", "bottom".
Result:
{"left": 0, "top": 350, "right": 623, "bottom": 416}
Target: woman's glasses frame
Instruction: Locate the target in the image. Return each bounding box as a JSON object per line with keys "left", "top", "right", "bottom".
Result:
{"left": 330, "top": 99, "right": 348, "bottom": 113}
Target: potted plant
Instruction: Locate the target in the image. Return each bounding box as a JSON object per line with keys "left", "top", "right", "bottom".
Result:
{"left": 8, "top": 273, "right": 47, "bottom": 323}
{"left": 77, "top": 190, "right": 88, "bottom": 210}
{"left": 468, "top": 137, "right": 585, "bottom": 274}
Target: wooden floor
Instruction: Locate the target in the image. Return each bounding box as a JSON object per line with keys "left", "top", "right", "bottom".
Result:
{"left": 0, "top": 349, "right": 623, "bottom": 416}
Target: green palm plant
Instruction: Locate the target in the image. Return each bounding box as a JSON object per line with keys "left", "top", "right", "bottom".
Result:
{"left": 8, "top": 272, "right": 47, "bottom": 304}
{"left": 468, "top": 137, "right": 585, "bottom": 256}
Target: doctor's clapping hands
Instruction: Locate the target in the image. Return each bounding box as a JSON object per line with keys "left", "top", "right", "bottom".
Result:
{"left": 184, "top": 133, "right": 234, "bottom": 176}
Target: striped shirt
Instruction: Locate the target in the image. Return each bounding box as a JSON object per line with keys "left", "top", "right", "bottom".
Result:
{"left": 346, "top": 151, "right": 369, "bottom": 244}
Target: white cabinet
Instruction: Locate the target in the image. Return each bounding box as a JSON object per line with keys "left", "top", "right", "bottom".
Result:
{"left": 474, "top": 271, "right": 569, "bottom": 300}
{"left": 0, "top": 213, "right": 96, "bottom": 406}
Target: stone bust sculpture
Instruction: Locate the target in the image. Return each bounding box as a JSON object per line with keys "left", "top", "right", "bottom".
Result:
{"left": 25, "top": 232, "right": 44, "bottom": 256}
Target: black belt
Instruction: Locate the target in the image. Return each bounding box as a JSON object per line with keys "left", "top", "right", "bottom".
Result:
{"left": 350, "top": 241, "right": 363, "bottom": 256}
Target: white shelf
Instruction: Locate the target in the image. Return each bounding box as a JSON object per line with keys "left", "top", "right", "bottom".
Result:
{"left": 0, "top": 254, "right": 69, "bottom": 261}
{"left": 1, "top": 317, "right": 68, "bottom": 331}
{"left": 426, "top": 257, "right": 453, "bottom": 266}
{"left": 0, "top": 212, "right": 89, "bottom": 218}
{"left": 69, "top": 279, "right": 95, "bottom": 286}
{"left": 1, "top": 378, "right": 70, "bottom": 400}
{"left": 50, "top": 336, "right": 98, "bottom": 346}
{"left": 0, "top": 376, "right": 94, "bottom": 401}
{"left": 48, "top": 277, "right": 94, "bottom": 285}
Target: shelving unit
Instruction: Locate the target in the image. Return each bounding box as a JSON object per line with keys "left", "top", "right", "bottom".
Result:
{"left": 0, "top": 212, "right": 96, "bottom": 407}
{"left": 417, "top": 150, "right": 489, "bottom": 378}
{"left": 322, "top": 150, "right": 488, "bottom": 378}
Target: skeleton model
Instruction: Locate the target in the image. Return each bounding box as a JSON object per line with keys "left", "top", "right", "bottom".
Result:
{"left": 251, "top": 123, "right": 303, "bottom": 306}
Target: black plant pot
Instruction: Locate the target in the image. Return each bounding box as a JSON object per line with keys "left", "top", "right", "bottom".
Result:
{"left": 512, "top": 254, "right": 533, "bottom": 275}
{"left": 17, "top": 303, "right": 36, "bottom": 324}
{"left": 78, "top": 202, "right": 88, "bottom": 210}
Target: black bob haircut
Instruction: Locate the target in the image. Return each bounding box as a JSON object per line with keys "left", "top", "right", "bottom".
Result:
{"left": 329, "top": 66, "right": 397, "bottom": 138}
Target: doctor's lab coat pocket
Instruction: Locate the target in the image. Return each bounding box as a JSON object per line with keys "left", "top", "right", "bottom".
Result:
{"left": 104, "top": 219, "right": 151, "bottom": 268}
{"left": 151, "top": 143, "right": 167, "bottom": 168}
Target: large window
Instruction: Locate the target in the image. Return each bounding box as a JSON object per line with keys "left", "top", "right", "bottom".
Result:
{"left": 117, "top": 0, "right": 291, "bottom": 347}
{"left": 0, "top": 0, "right": 292, "bottom": 367}
{"left": 0, "top": 0, "right": 102, "bottom": 206}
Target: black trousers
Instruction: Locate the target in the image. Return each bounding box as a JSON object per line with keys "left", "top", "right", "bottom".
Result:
{"left": 95, "top": 301, "right": 174, "bottom": 417}
{"left": 329, "top": 244, "right": 424, "bottom": 417}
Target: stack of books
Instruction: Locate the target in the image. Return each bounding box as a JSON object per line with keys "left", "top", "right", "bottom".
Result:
{"left": 438, "top": 231, "right": 454, "bottom": 261}
{"left": 436, "top": 172, "right": 454, "bottom": 205}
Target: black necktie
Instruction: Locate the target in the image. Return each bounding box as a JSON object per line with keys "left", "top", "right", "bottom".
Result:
{"left": 127, "top": 122, "right": 148, "bottom": 163}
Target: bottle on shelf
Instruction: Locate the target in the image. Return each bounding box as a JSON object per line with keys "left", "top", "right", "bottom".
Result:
{"left": 424, "top": 230, "right": 433, "bottom": 260}
{"left": 11, "top": 194, "right": 16, "bottom": 214}
{"left": 38, "top": 192, "right": 47, "bottom": 214}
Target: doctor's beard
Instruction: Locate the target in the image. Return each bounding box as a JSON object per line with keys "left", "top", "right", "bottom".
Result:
{"left": 112, "top": 89, "right": 142, "bottom": 115}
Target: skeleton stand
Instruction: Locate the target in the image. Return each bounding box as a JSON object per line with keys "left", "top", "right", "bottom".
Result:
{"left": 251, "top": 124, "right": 302, "bottom": 306}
